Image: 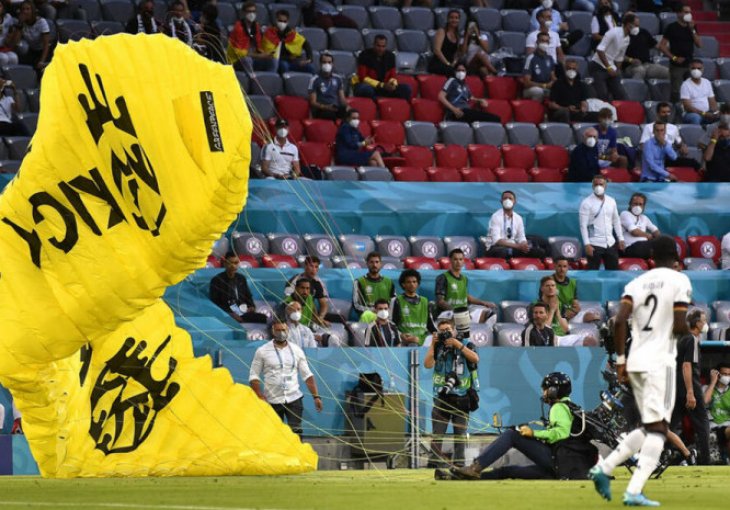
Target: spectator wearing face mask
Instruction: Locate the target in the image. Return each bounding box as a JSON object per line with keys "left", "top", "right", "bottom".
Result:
{"left": 698, "top": 103, "right": 730, "bottom": 150}
{"left": 588, "top": 13, "right": 639, "bottom": 101}
{"left": 623, "top": 19, "right": 669, "bottom": 80}
{"left": 484, "top": 191, "right": 545, "bottom": 259}
{"left": 640, "top": 122, "right": 678, "bottom": 182}
{"left": 594, "top": 108, "right": 628, "bottom": 169}
{"left": 620, "top": 193, "right": 660, "bottom": 259}
{"left": 703, "top": 362, "right": 730, "bottom": 462}
{"left": 567, "top": 128, "right": 601, "bottom": 182}
{"left": 261, "top": 119, "right": 301, "bottom": 179}
{"left": 521, "top": 31, "right": 557, "bottom": 102}
{"left": 640, "top": 102, "right": 699, "bottom": 170}
{"left": 547, "top": 59, "right": 599, "bottom": 123}
{"left": 285, "top": 301, "right": 318, "bottom": 348}
{"left": 364, "top": 299, "right": 401, "bottom": 347}
{"left": 438, "top": 62, "right": 500, "bottom": 124}
{"left": 578, "top": 174, "right": 624, "bottom": 270}
{"left": 261, "top": 9, "right": 314, "bottom": 74}
{"left": 528, "top": 1, "right": 583, "bottom": 51}
{"left": 309, "top": 52, "right": 347, "bottom": 120}
{"left": 526, "top": 8, "right": 565, "bottom": 66}
{"left": 590, "top": 0, "right": 619, "bottom": 50}
{"left": 681, "top": 59, "right": 720, "bottom": 125}
{"left": 658, "top": 5, "right": 702, "bottom": 103}
{"left": 702, "top": 122, "right": 730, "bottom": 182}
{"left": 335, "top": 109, "right": 385, "bottom": 167}
{"left": 226, "top": 1, "right": 276, "bottom": 72}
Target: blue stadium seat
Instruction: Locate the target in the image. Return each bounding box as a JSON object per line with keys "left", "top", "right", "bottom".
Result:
{"left": 473, "top": 121, "right": 507, "bottom": 146}
{"left": 679, "top": 124, "right": 706, "bottom": 147}
{"left": 17, "top": 113, "right": 37, "bottom": 135}
{"left": 231, "top": 232, "right": 269, "bottom": 259}
{"left": 395, "top": 29, "right": 429, "bottom": 53}
{"left": 4, "top": 137, "right": 30, "bottom": 160}
{"left": 470, "top": 7, "right": 501, "bottom": 32}
{"left": 249, "top": 72, "right": 284, "bottom": 97}
{"left": 409, "top": 236, "right": 445, "bottom": 259}
{"left": 500, "top": 9, "right": 530, "bottom": 32}
{"left": 699, "top": 57, "right": 717, "bottom": 80}
{"left": 328, "top": 27, "right": 364, "bottom": 51}
{"left": 405, "top": 121, "right": 438, "bottom": 147}
{"left": 494, "top": 323, "right": 526, "bottom": 347}
{"left": 338, "top": 5, "right": 369, "bottom": 29}
{"left": 496, "top": 31, "right": 526, "bottom": 55}
{"left": 647, "top": 79, "right": 671, "bottom": 102}
{"left": 375, "top": 235, "right": 411, "bottom": 259}
{"left": 368, "top": 6, "right": 402, "bottom": 31}
{"left": 249, "top": 95, "right": 275, "bottom": 120}
{"left": 283, "top": 72, "right": 313, "bottom": 98}
{"left": 539, "top": 122, "right": 575, "bottom": 147}
{"left": 713, "top": 79, "right": 730, "bottom": 103}
{"left": 56, "top": 19, "right": 93, "bottom": 42}
{"left": 2, "top": 65, "right": 37, "bottom": 89}
{"left": 563, "top": 11, "right": 592, "bottom": 34}
{"left": 254, "top": 3, "right": 269, "bottom": 26}
{"left": 298, "top": 27, "right": 328, "bottom": 52}
{"left": 718, "top": 58, "right": 730, "bottom": 80}
{"left": 402, "top": 7, "right": 434, "bottom": 30}
{"left": 324, "top": 166, "right": 359, "bottom": 181}
{"left": 439, "top": 121, "right": 475, "bottom": 146}
{"left": 78, "top": 0, "right": 102, "bottom": 21}
{"left": 362, "top": 28, "right": 396, "bottom": 51}
{"left": 216, "top": 3, "right": 237, "bottom": 27}
{"left": 267, "top": 3, "right": 301, "bottom": 28}
{"left": 565, "top": 34, "right": 592, "bottom": 57}
{"left": 620, "top": 79, "right": 649, "bottom": 102}
{"left": 635, "top": 11, "right": 660, "bottom": 36}
{"left": 696, "top": 36, "right": 719, "bottom": 59}
{"left": 99, "top": 0, "right": 133, "bottom": 23}
{"left": 338, "top": 234, "right": 375, "bottom": 258}
{"left": 505, "top": 122, "right": 540, "bottom": 146}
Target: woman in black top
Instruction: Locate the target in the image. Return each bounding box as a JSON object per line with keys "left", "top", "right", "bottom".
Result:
{"left": 428, "top": 9, "right": 465, "bottom": 76}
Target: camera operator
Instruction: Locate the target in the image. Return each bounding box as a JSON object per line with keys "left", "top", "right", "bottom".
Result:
{"left": 0, "top": 79, "right": 28, "bottom": 137}
{"left": 424, "top": 316, "right": 479, "bottom": 467}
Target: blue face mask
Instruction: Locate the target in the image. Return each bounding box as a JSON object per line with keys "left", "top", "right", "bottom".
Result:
{"left": 720, "top": 138, "right": 730, "bottom": 148}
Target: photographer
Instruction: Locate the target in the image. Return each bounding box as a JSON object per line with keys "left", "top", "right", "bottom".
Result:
{"left": 424, "top": 317, "right": 479, "bottom": 467}
{"left": 0, "top": 79, "right": 27, "bottom": 137}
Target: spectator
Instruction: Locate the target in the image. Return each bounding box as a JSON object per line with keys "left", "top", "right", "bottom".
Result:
{"left": 624, "top": 23, "right": 669, "bottom": 80}
{"left": 659, "top": 5, "right": 702, "bottom": 102}
{"left": 248, "top": 320, "right": 323, "bottom": 436}
{"left": 438, "top": 62, "right": 501, "bottom": 124}
{"left": 308, "top": 52, "right": 347, "bottom": 120}
{"left": 640, "top": 102, "right": 699, "bottom": 170}
{"left": 722, "top": 233, "right": 730, "bottom": 270}
{"left": 548, "top": 59, "right": 599, "bottom": 123}
{"left": 521, "top": 31, "right": 557, "bottom": 102}
{"left": 392, "top": 269, "right": 436, "bottom": 346}
{"left": 166, "top": 1, "right": 197, "bottom": 47}
{"left": 435, "top": 248, "right": 496, "bottom": 323}
{"left": 353, "top": 35, "right": 411, "bottom": 100}
{"left": 620, "top": 192, "right": 661, "bottom": 259}
{"left": 526, "top": 8, "right": 565, "bottom": 66}
{"left": 302, "top": 0, "right": 357, "bottom": 30}
{"left": 0, "top": 3, "right": 18, "bottom": 68}
{"left": 286, "top": 256, "right": 330, "bottom": 325}
{"left": 16, "top": 0, "right": 49, "bottom": 71}
{"left": 0, "top": 79, "right": 28, "bottom": 136}
{"left": 529, "top": 1, "right": 584, "bottom": 50}
{"left": 261, "top": 119, "right": 301, "bottom": 180}
{"left": 566, "top": 127, "right": 600, "bottom": 182}
{"left": 522, "top": 302, "right": 555, "bottom": 346}
{"left": 284, "top": 301, "right": 318, "bottom": 348}
{"left": 595, "top": 108, "right": 628, "bottom": 169}
{"left": 196, "top": 3, "right": 225, "bottom": 63}
{"left": 226, "top": 1, "right": 276, "bottom": 72}
{"left": 538, "top": 276, "right": 597, "bottom": 346}
{"left": 588, "top": 13, "right": 638, "bottom": 101}
{"left": 364, "top": 298, "right": 401, "bottom": 347}
{"left": 579, "top": 174, "right": 624, "bottom": 270}
{"left": 552, "top": 257, "right": 601, "bottom": 323}
{"left": 284, "top": 272, "right": 344, "bottom": 347}
{"left": 428, "top": 9, "right": 463, "bottom": 76}
{"left": 335, "top": 109, "right": 385, "bottom": 167}
{"left": 698, "top": 103, "right": 730, "bottom": 149}
{"left": 637, "top": 0, "right": 682, "bottom": 13}
{"left": 703, "top": 362, "right": 730, "bottom": 463}
{"left": 261, "top": 9, "right": 314, "bottom": 74}
{"left": 462, "top": 20, "right": 498, "bottom": 77}
{"left": 353, "top": 251, "right": 395, "bottom": 318}
{"left": 702, "top": 123, "right": 730, "bottom": 182}
{"left": 681, "top": 59, "right": 719, "bottom": 125}
{"left": 484, "top": 190, "right": 547, "bottom": 259}
{"left": 640, "top": 122, "right": 678, "bottom": 182}
{"left": 671, "top": 309, "right": 711, "bottom": 465}
{"left": 590, "top": 0, "right": 619, "bottom": 50}
{"left": 209, "top": 251, "right": 268, "bottom": 324}
{"left": 126, "top": 0, "right": 161, "bottom": 34}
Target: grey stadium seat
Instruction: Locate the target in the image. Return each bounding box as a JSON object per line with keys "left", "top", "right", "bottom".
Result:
{"left": 362, "top": 28, "right": 396, "bottom": 51}
{"left": 564, "top": 10, "right": 592, "bottom": 33}
{"left": 567, "top": 323, "right": 599, "bottom": 342}
{"left": 539, "top": 123, "right": 575, "bottom": 146}
{"left": 699, "top": 58, "right": 717, "bottom": 80}
{"left": 647, "top": 79, "right": 671, "bottom": 102}
{"left": 375, "top": 235, "right": 411, "bottom": 259}
{"left": 620, "top": 79, "right": 648, "bottom": 102}
{"left": 368, "top": 6, "right": 402, "bottom": 31}
{"left": 719, "top": 58, "right": 730, "bottom": 80}
{"left": 409, "top": 236, "right": 445, "bottom": 259}
{"left": 712, "top": 300, "right": 730, "bottom": 324}
{"left": 91, "top": 20, "right": 124, "bottom": 36}
{"left": 713, "top": 80, "right": 730, "bottom": 103}
{"left": 5, "top": 137, "right": 30, "bottom": 160}
{"left": 235, "top": 71, "right": 249, "bottom": 91}
{"left": 506, "top": 122, "right": 540, "bottom": 146}
{"left": 267, "top": 3, "right": 301, "bottom": 27}
{"left": 56, "top": 19, "right": 93, "bottom": 42}
{"left": 304, "top": 234, "right": 341, "bottom": 259}
{"left": 396, "top": 52, "right": 425, "bottom": 74}
{"left": 439, "top": 121, "right": 475, "bottom": 146}
{"left": 683, "top": 258, "right": 717, "bottom": 270}
{"left": 444, "top": 236, "right": 478, "bottom": 259}
{"left": 607, "top": 300, "right": 620, "bottom": 318}
{"left": 500, "top": 9, "right": 530, "bottom": 32}
{"left": 494, "top": 323, "right": 525, "bottom": 347}
{"left": 402, "top": 7, "right": 434, "bottom": 31}
{"left": 328, "top": 27, "right": 364, "bottom": 51}
{"left": 0, "top": 160, "right": 21, "bottom": 172}
{"left": 570, "top": 301, "right": 606, "bottom": 323}
{"left": 342, "top": 0, "right": 375, "bottom": 6}
{"left": 614, "top": 123, "right": 641, "bottom": 147}
{"left": 211, "top": 235, "right": 230, "bottom": 258}
{"left": 296, "top": 254, "right": 332, "bottom": 268}
{"left": 496, "top": 31, "right": 526, "bottom": 55}
{"left": 100, "top": 0, "right": 133, "bottom": 23}
{"left": 328, "top": 50, "right": 358, "bottom": 77}
{"left": 473, "top": 122, "right": 507, "bottom": 146}
{"left": 348, "top": 321, "right": 368, "bottom": 347}
{"left": 332, "top": 256, "right": 366, "bottom": 269}
{"left": 338, "top": 5, "right": 369, "bottom": 29}
{"left": 380, "top": 257, "right": 403, "bottom": 270}
{"left": 283, "top": 72, "right": 313, "bottom": 98}
{"left": 267, "top": 233, "right": 304, "bottom": 257}
{"left": 298, "top": 27, "right": 328, "bottom": 52}
{"left": 469, "top": 322, "right": 494, "bottom": 347}
{"left": 243, "top": 323, "right": 270, "bottom": 341}
{"left": 434, "top": 8, "right": 466, "bottom": 32}
{"left": 327, "top": 298, "right": 353, "bottom": 321}
{"left": 338, "top": 234, "right": 375, "bottom": 258}
{"left": 249, "top": 72, "right": 283, "bottom": 97}
{"left": 253, "top": 300, "right": 276, "bottom": 324}
{"left": 635, "top": 11, "right": 660, "bottom": 35}
{"left": 17, "top": 113, "right": 37, "bottom": 135}
{"left": 249, "top": 95, "right": 275, "bottom": 119}
{"left": 324, "top": 166, "right": 359, "bottom": 181}
{"left": 0, "top": 142, "right": 8, "bottom": 159}
{"left": 696, "top": 36, "right": 719, "bottom": 59}
{"left": 548, "top": 236, "right": 582, "bottom": 260}
{"left": 396, "top": 29, "right": 429, "bottom": 54}
{"left": 231, "top": 232, "right": 269, "bottom": 258}
{"left": 216, "top": 3, "right": 237, "bottom": 27}
{"left": 500, "top": 301, "right": 531, "bottom": 324}
{"left": 470, "top": 7, "right": 501, "bottom": 32}
{"left": 2, "top": 65, "right": 38, "bottom": 89}
{"left": 23, "top": 88, "right": 39, "bottom": 113}
{"left": 405, "top": 121, "right": 438, "bottom": 147}
{"left": 679, "top": 124, "right": 706, "bottom": 147}
{"left": 78, "top": 0, "right": 102, "bottom": 21}
{"left": 254, "top": 2, "right": 269, "bottom": 26}
{"left": 709, "top": 323, "right": 730, "bottom": 341}
{"left": 357, "top": 166, "right": 393, "bottom": 181}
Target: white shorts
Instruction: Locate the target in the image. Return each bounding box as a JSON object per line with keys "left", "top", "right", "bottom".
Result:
{"left": 629, "top": 366, "right": 676, "bottom": 424}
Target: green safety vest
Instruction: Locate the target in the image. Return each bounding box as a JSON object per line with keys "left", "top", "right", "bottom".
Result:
{"left": 357, "top": 275, "right": 394, "bottom": 308}
{"left": 285, "top": 295, "right": 316, "bottom": 327}
{"left": 396, "top": 294, "right": 429, "bottom": 345}
{"left": 443, "top": 271, "right": 468, "bottom": 309}
{"left": 555, "top": 276, "right": 577, "bottom": 315}
{"left": 710, "top": 387, "right": 730, "bottom": 425}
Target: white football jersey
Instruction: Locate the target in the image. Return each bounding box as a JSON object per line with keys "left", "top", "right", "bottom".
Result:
{"left": 624, "top": 267, "right": 692, "bottom": 372}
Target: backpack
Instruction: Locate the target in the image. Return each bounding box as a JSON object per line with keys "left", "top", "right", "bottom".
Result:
{"left": 552, "top": 401, "right": 599, "bottom": 480}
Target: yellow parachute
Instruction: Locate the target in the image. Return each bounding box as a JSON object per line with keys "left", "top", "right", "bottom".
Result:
{"left": 0, "top": 34, "right": 317, "bottom": 477}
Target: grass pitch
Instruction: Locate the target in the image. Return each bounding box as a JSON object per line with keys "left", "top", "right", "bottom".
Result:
{"left": 0, "top": 467, "right": 726, "bottom": 510}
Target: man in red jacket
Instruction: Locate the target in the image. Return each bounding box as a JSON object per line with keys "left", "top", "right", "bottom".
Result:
{"left": 353, "top": 35, "right": 411, "bottom": 100}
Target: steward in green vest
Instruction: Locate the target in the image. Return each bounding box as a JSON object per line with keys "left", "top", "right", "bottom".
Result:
{"left": 392, "top": 268, "right": 435, "bottom": 346}
{"left": 353, "top": 251, "right": 395, "bottom": 317}
{"left": 284, "top": 277, "right": 317, "bottom": 327}
{"left": 435, "top": 248, "right": 496, "bottom": 322}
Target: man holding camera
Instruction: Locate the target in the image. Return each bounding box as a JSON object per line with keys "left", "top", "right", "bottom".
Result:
{"left": 0, "top": 79, "right": 27, "bottom": 137}
{"left": 424, "top": 317, "right": 479, "bottom": 467}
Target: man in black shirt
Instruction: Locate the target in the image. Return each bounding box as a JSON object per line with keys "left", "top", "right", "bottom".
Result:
{"left": 547, "top": 59, "right": 599, "bottom": 123}
{"left": 659, "top": 5, "right": 702, "bottom": 102}
{"left": 624, "top": 25, "right": 669, "bottom": 80}
{"left": 703, "top": 122, "right": 730, "bottom": 182}
{"left": 209, "top": 252, "right": 267, "bottom": 323}
{"left": 522, "top": 302, "right": 555, "bottom": 347}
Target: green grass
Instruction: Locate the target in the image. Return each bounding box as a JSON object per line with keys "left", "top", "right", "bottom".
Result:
{"left": 0, "top": 467, "right": 727, "bottom": 510}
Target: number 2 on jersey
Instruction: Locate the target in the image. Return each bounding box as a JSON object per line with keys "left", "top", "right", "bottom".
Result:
{"left": 641, "top": 293, "right": 658, "bottom": 331}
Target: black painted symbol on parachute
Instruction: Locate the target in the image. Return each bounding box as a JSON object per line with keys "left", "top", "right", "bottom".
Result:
{"left": 77, "top": 63, "right": 167, "bottom": 237}
{"left": 89, "top": 336, "right": 179, "bottom": 455}
{"left": 79, "top": 343, "right": 92, "bottom": 387}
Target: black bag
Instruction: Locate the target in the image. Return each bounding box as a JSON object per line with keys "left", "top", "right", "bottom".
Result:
{"left": 357, "top": 372, "right": 383, "bottom": 395}
{"left": 553, "top": 437, "right": 598, "bottom": 480}
{"left": 467, "top": 387, "right": 480, "bottom": 412}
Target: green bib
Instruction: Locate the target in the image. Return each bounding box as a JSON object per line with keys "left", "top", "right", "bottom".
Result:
{"left": 396, "top": 294, "right": 429, "bottom": 345}
{"left": 443, "top": 271, "right": 468, "bottom": 309}
{"left": 710, "top": 387, "right": 730, "bottom": 424}
{"left": 357, "top": 275, "right": 394, "bottom": 308}
{"left": 555, "top": 277, "right": 577, "bottom": 315}
{"left": 285, "top": 295, "right": 316, "bottom": 327}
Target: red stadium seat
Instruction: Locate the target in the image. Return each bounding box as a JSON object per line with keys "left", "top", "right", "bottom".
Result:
{"left": 376, "top": 97, "right": 411, "bottom": 122}
{"left": 465, "top": 75, "right": 485, "bottom": 98}
{"left": 404, "top": 256, "right": 440, "bottom": 270}
{"left": 468, "top": 144, "right": 502, "bottom": 168}
{"left": 400, "top": 145, "right": 433, "bottom": 167}
{"left": 601, "top": 167, "right": 633, "bottom": 182}
{"left": 302, "top": 118, "right": 337, "bottom": 143}
{"left": 411, "top": 98, "right": 444, "bottom": 124}
{"left": 460, "top": 167, "right": 496, "bottom": 182}
{"left": 274, "top": 95, "right": 310, "bottom": 121}
{"left": 371, "top": 120, "right": 405, "bottom": 151}
{"left": 667, "top": 167, "right": 701, "bottom": 182}
{"left": 416, "top": 74, "right": 447, "bottom": 100}
{"left": 687, "top": 235, "right": 721, "bottom": 261}
{"left": 382, "top": 156, "right": 405, "bottom": 170}
{"left": 346, "top": 97, "right": 377, "bottom": 121}
{"left": 358, "top": 120, "right": 372, "bottom": 138}
{"left": 474, "top": 257, "right": 511, "bottom": 270}
{"left": 612, "top": 100, "right": 645, "bottom": 125}
{"left": 529, "top": 167, "right": 564, "bottom": 182}
{"left": 251, "top": 116, "right": 270, "bottom": 146}
{"left": 438, "top": 256, "right": 475, "bottom": 270}
{"left": 618, "top": 258, "right": 649, "bottom": 271}
{"left": 298, "top": 141, "right": 332, "bottom": 167}
{"left": 434, "top": 144, "right": 468, "bottom": 168}
{"left": 543, "top": 257, "right": 554, "bottom": 270}
{"left": 501, "top": 144, "right": 535, "bottom": 169}
{"left": 493, "top": 167, "right": 530, "bottom": 182}
{"left": 485, "top": 76, "right": 518, "bottom": 100}
{"left": 509, "top": 258, "right": 545, "bottom": 270}
{"left": 267, "top": 118, "right": 303, "bottom": 142}
{"left": 674, "top": 236, "right": 688, "bottom": 260}
{"left": 262, "top": 254, "right": 299, "bottom": 268}
{"left": 206, "top": 254, "right": 222, "bottom": 268}
{"left": 426, "top": 166, "right": 462, "bottom": 181}
{"left": 237, "top": 255, "right": 260, "bottom": 268}
{"left": 396, "top": 73, "right": 419, "bottom": 97}
{"left": 483, "top": 99, "right": 512, "bottom": 124}
{"left": 392, "top": 166, "right": 428, "bottom": 181}
{"left": 535, "top": 144, "right": 569, "bottom": 170}
{"left": 510, "top": 99, "right": 545, "bottom": 124}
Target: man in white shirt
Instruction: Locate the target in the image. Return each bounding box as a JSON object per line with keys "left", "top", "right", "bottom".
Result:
{"left": 249, "top": 320, "right": 322, "bottom": 435}
{"left": 588, "top": 12, "right": 639, "bottom": 101}
{"left": 620, "top": 192, "right": 660, "bottom": 259}
{"left": 526, "top": 8, "right": 565, "bottom": 65}
{"left": 721, "top": 232, "right": 730, "bottom": 270}
{"left": 590, "top": 235, "right": 691, "bottom": 507}
{"left": 681, "top": 59, "right": 720, "bottom": 125}
{"left": 261, "top": 118, "right": 301, "bottom": 179}
{"left": 639, "top": 102, "right": 700, "bottom": 170}
{"left": 485, "top": 190, "right": 545, "bottom": 259}
{"left": 579, "top": 174, "right": 624, "bottom": 269}
{"left": 285, "top": 301, "right": 318, "bottom": 348}
{"left": 0, "top": 79, "right": 27, "bottom": 136}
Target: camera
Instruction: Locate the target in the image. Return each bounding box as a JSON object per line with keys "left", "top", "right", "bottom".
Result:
{"left": 437, "top": 329, "right": 452, "bottom": 343}
{"left": 439, "top": 371, "right": 459, "bottom": 397}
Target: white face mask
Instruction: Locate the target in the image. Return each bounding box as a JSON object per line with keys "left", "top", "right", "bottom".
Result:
{"left": 321, "top": 63, "right": 332, "bottom": 73}
{"left": 276, "top": 21, "right": 287, "bottom": 31}
{"left": 289, "top": 311, "right": 302, "bottom": 322}
{"left": 720, "top": 375, "right": 730, "bottom": 386}
{"left": 565, "top": 69, "right": 577, "bottom": 80}
{"left": 701, "top": 322, "right": 709, "bottom": 334}
{"left": 630, "top": 205, "right": 642, "bottom": 216}
{"left": 543, "top": 20, "right": 552, "bottom": 28}
{"left": 629, "top": 26, "right": 640, "bottom": 36}
{"left": 538, "top": 42, "right": 549, "bottom": 52}
{"left": 455, "top": 70, "right": 466, "bottom": 81}
{"left": 349, "top": 119, "right": 360, "bottom": 128}
{"left": 593, "top": 184, "right": 605, "bottom": 197}
{"left": 173, "top": 15, "right": 184, "bottom": 21}
{"left": 542, "top": 0, "right": 552, "bottom": 8}
{"left": 245, "top": 12, "right": 256, "bottom": 22}
{"left": 683, "top": 13, "right": 692, "bottom": 23}
{"left": 273, "top": 330, "right": 288, "bottom": 343}
{"left": 277, "top": 128, "right": 288, "bottom": 138}
{"left": 502, "top": 198, "right": 514, "bottom": 210}
{"left": 376, "top": 309, "right": 389, "bottom": 320}
{"left": 585, "top": 136, "right": 597, "bottom": 148}
{"left": 690, "top": 69, "right": 703, "bottom": 79}
{"left": 722, "top": 114, "right": 730, "bottom": 124}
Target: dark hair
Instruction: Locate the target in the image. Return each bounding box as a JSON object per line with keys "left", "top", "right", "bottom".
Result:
{"left": 275, "top": 9, "right": 289, "bottom": 19}
{"left": 598, "top": 107, "right": 613, "bottom": 119}
{"left": 690, "top": 58, "right": 703, "bottom": 66}
{"left": 270, "top": 318, "right": 287, "bottom": 332}
{"left": 437, "top": 317, "right": 456, "bottom": 327}
{"left": 537, "top": 31, "right": 550, "bottom": 41}
{"left": 449, "top": 248, "right": 464, "bottom": 258}
{"left": 374, "top": 34, "right": 388, "bottom": 44}
{"left": 538, "top": 275, "right": 555, "bottom": 298}
{"left": 346, "top": 108, "right": 359, "bottom": 119}
{"left": 366, "top": 251, "right": 382, "bottom": 262}
{"left": 170, "top": 0, "right": 185, "bottom": 9}
{"left": 501, "top": 190, "right": 515, "bottom": 200}
{"left": 717, "top": 361, "right": 730, "bottom": 370}
{"left": 687, "top": 309, "right": 706, "bottom": 329}
{"left": 532, "top": 301, "right": 549, "bottom": 312}
{"left": 721, "top": 103, "right": 730, "bottom": 114}
{"left": 320, "top": 51, "right": 333, "bottom": 63}
{"left": 374, "top": 298, "right": 389, "bottom": 307}
{"left": 447, "top": 8, "right": 461, "bottom": 18}
{"left": 653, "top": 121, "right": 666, "bottom": 131}
{"left": 592, "top": 174, "right": 606, "bottom": 183}
{"left": 242, "top": 0, "right": 256, "bottom": 10}
{"left": 304, "top": 255, "right": 320, "bottom": 265}
{"left": 399, "top": 268, "right": 421, "bottom": 287}
{"left": 629, "top": 192, "right": 647, "bottom": 207}
{"left": 224, "top": 250, "right": 237, "bottom": 259}
{"left": 656, "top": 102, "right": 671, "bottom": 112}
{"left": 650, "top": 235, "right": 679, "bottom": 265}
{"left": 676, "top": 3, "right": 689, "bottom": 12}
{"left": 294, "top": 276, "right": 312, "bottom": 287}
{"left": 554, "top": 256, "right": 569, "bottom": 264}
{"left": 622, "top": 12, "right": 636, "bottom": 25}
{"left": 202, "top": 3, "right": 218, "bottom": 21}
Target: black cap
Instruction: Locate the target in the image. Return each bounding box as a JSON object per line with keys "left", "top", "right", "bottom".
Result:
{"left": 275, "top": 118, "right": 288, "bottom": 128}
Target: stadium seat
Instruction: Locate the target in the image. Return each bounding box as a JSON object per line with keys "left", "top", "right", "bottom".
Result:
{"left": 296, "top": 255, "right": 332, "bottom": 268}
{"left": 303, "top": 234, "right": 340, "bottom": 259}
{"left": 216, "top": 3, "right": 237, "bottom": 26}
{"left": 495, "top": 30, "right": 527, "bottom": 55}
{"left": 409, "top": 236, "right": 445, "bottom": 258}
{"left": 376, "top": 98, "right": 411, "bottom": 122}
{"left": 665, "top": 166, "right": 699, "bottom": 183}
{"left": 236, "top": 255, "right": 260, "bottom": 269}
{"left": 468, "top": 144, "right": 501, "bottom": 168}
{"left": 403, "top": 256, "right": 440, "bottom": 270}
{"left": 483, "top": 99, "right": 513, "bottom": 124}
{"left": 324, "top": 166, "right": 359, "bottom": 180}
{"left": 485, "top": 76, "right": 519, "bottom": 100}
{"left": 262, "top": 254, "right": 299, "bottom": 269}
{"left": 362, "top": 28, "right": 396, "bottom": 51}
{"left": 416, "top": 74, "right": 447, "bottom": 101}
{"left": 687, "top": 235, "right": 721, "bottom": 261}
{"left": 494, "top": 323, "right": 525, "bottom": 347}
{"left": 17, "top": 113, "right": 37, "bottom": 135}
{"left": 539, "top": 122, "right": 575, "bottom": 146}
{"left": 411, "top": 98, "right": 443, "bottom": 124}
{"left": 380, "top": 257, "right": 404, "bottom": 270}
{"left": 328, "top": 50, "right": 358, "bottom": 77}
{"left": 267, "top": 3, "right": 300, "bottom": 27}
{"left": 298, "top": 26, "right": 328, "bottom": 51}
{"left": 613, "top": 100, "right": 645, "bottom": 125}
{"left": 211, "top": 235, "right": 230, "bottom": 259}
{"left": 614, "top": 123, "right": 641, "bottom": 147}
{"left": 697, "top": 36, "right": 719, "bottom": 59}
{"left": 493, "top": 167, "right": 529, "bottom": 182}
{"left": 231, "top": 232, "right": 269, "bottom": 258}
{"left": 506, "top": 122, "right": 540, "bottom": 146}
{"left": 402, "top": 6, "right": 434, "bottom": 30}
{"left": 473, "top": 122, "right": 507, "bottom": 145}
{"left": 395, "top": 74, "right": 419, "bottom": 97}
{"left": 501, "top": 144, "right": 535, "bottom": 169}
{"left": 4, "top": 137, "right": 29, "bottom": 160}
{"left": 371, "top": 120, "right": 405, "bottom": 149}
{"left": 338, "top": 234, "right": 375, "bottom": 258}
{"left": 375, "top": 235, "right": 410, "bottom": 259}
{"left": 2, "top": 65, "right": 38, "bottom": 89}
{"left": 469, "top": 322, "right": 495, "bottom": 347}
{"left": 634, "top": 11, "right": 660, "bottom": 35}
{"left": 283, "top": 72, "right": 313, "bottom": 98}
{"left": 298, "top": 142, "right": 332, "bottom": 167}
{"left": 357, "top": 166, "right": 393, "bottom": 181}
{"left": 713, "top": 300, "right": 730, "bottom": 324}
{"left": 510, "top": 100, "right": 545, "bottom": 124}
{"left": 500, "top": 9, "right": 530, "bottom": 32}
{"left": 396, "top": 51, "right": 423, "bottom": 75}
{"left": 328, "top": 27, "right": 364, "bottom": 51}
{"left": 529, "top": 167, "right": 565, "bottom": 182}
{"left": 474, "top": 257, "right": 511, "bottom": 270}
{"left": 274, "top": 96, "right": 310, "bottom": 122}
{"left": 714, "top": 79, "right": 730, "bottom": 103}
{"left": 249, "top": 95, "right": 275, "bottom": 120}
{"left": 564, "top": 10, "right": 592, "bottom": 33}
{"left": 100, "top": 0, "right": 134, "bottom": 23}
{"left": 466, "top": 75, "right": 486, "bottom": 98}
{"left": 438, "top": 256, "right": 475, "bottom": 270}
{"left": 460, "top": 167, "right": 497, "bottom": 181}
{"left": 548, "top": 236, "right": 581, "bottom": 260}
{"left": 618, "top": 258, "right": 649, "bottom": 271}
{"left": 346, "top": 97, "right": 377, "bottom": 122}
{"left": 500, "top": 300, "right": 531, "bottom": 324}
{"left": 720, "top": 58, "right": 730, "bottom": 80}
{"left": 332, "top": 256, "right": 366, "bottom": 269}
{"left": 647, "top": 79, "right": 671, "bottom": 102}
{"left": 249, "top": 72, "right": 283, "bottom": 97}
{"left": 392, "top": 166, "right": 427, "bottom": 181}
{"left": 400, "top": 145, "right": 434, "bottom": 167}
{"left": 439, "top": 121, "right": 475, "bottom": 146}
{"left": 302, "top": 119, "right": 337, "bottom": 143}
{"left": 368, "top": 5, "right": 401, "bottom": 31}
{"left": 619, "top": 79, "right": 649, "bottom": 102}
{"left": 337, "top": 5, "right": 368, "bottom": 29}
{"left": 434, "top": 144, "right": 468, "bottom": 168}
{"left": 404, "top": 121, "right": 438, "bottom": 146}
{"left": 470, "top": 7, "right": 502, "bottom": 32}
{"left": 683, "top": 257, "right": 717, "bottom": 270}
{"left": 267, "top": 233, "right": 304, "bottom": 258}
{"left": 426, "top": 166, "right": 462, "bottom": 181}
{"left": 535, "top": 144, "right": 569, "bottom": 170}
{"left": 444, "top": 236, "right": 478, "bottom": 259}
{"left": 674, "top": 236, "right": 688, "bottom": 260}
{"left": 78, "top": 0, "right": 102, "bottom": 21}
{"left": 57, "top": 19, "right": 93, "bottom": 42}
{"left": 509, "top": 258, "right": 545, "bottom": 270}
